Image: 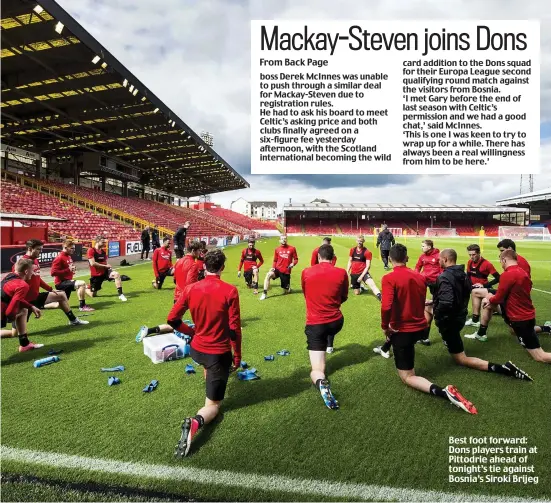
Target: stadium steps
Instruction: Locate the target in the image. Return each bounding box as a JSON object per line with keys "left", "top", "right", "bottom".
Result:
{"left": 4, "top": 173, "right": 173, "bottom": 238}
{"left": 335, "top": 224, "right": 343, "bottom": 234}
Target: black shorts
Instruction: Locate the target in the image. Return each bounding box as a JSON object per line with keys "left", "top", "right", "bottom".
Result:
{"left": 156, "top": 270, "right": 173, "bottom": 288}
{"left": 390, "top": 330, "right": 426, "bottom": 371}
{"left": 190, "top": 347, "right": 232, "bottom": 401}
{"left": 305, "top": 316, "right": 344, "bottom": 351}
{"left": 427, "top": 283, "right": 437, "bottom": 297}
{"left": 273, "top": 270, "right": 291, "bottom": 290}
{"left": 437, "top": 320, "right": 465, "bottom": 354}
{"left": 56, "top": 280, "right": 77, "bottom": 299}
{"left": 351, "top": 273, "right": 371, "bottom": 289}
{"left": 244, "top": 270, "right": 254, "bottom": 286}
{"left": 90, "top": 271, "right": 110, "bottom": 293}
{"left": 509, "top": 319, "right": 540, "bottom": 350}
{"left": 23, "top": 292, "right": 51, "bottom": 322}
{"left": 174, "top": 248, "right": 184, "bottom": 259}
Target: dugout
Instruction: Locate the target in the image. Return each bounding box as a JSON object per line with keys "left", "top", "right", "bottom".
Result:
{"left": 496, "top": 189, "right": 551, "bottom": 227}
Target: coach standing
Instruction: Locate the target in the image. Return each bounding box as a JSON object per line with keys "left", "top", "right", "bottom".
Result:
{"left": 376, "top": 224, "right": 395, "bottom": 270}
{"left": 140, "top": 226, "right": 151, "bottom": 260}
{"left": 174, "top": 221, "right": 191, "bottom": 259}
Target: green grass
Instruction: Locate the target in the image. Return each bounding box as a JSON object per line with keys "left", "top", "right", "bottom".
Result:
{"left": 2, "top": 236, "right": 550, "bottom": 501}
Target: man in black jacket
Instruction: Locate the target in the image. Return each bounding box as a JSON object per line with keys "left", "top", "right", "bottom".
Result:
{"left": 174, "top": 221, "right": 191, "bottom": 259}
{"left": 140, "top": 226, "right": 151, "bottom": 260}
{"left": 151, "top": 227, "right": 161, "bottom": 251}
{"left": 376, "top": 224, "right": 395, "bottom": 270}
{"left": 430, "top": 249, "right": 531, "bottom": 380}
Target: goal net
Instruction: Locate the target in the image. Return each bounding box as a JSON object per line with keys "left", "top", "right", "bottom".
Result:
{"left": 425, "top": 228, "right": 458, "bottom": 237}
{"left": 498, "top": 226, "right": 551, "bottom": 241}
{"left": 375, "top": 227, "right": 403, "bottom": 237}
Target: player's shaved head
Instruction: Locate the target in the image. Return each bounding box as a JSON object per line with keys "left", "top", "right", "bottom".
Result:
{"left": 440, "top": 248, "right": 457, "bottom": 267}
{"left": 500, "top": 249, "right": 517, "bottom": 262}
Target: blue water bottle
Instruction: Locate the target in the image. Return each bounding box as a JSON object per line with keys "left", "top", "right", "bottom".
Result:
{"left": 33, "top": 356, "right": 60, "bottom": 368}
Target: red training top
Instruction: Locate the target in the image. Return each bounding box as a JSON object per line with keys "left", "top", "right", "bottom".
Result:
{"left": 311, "top": 247, "right": 337, "bottom": 266}
{"left": 272, "top": 245, "right": 298, "bottom": 273}
{"left": 415, "top": 248, "right": 442, "bottom": 284}
{"left": 488, "top": 264, "right": 535, "bottom": 321}
{"left": 302, "top": 263, "right": 348, "bottom": 325}
{"left": 467, "top": 257, "right": 497, "bottom": 286}
{"left": 348, "top": 247, "right": 372, "bottom": 275}
{"left": 381, "top": 265, "right": 428, "bottom": 333}
{"left": 1, "top": 275, "right": 32, "bottom": 320}
{"left": 50, "top": 251, "right": 74, "bottom": 286}
{"left": 87, "top": 247, "right": 108, "bottom": 277}
{"left": 152, "top": 247, "right": 173, "bottom": 276}
{"left": 168, "top": 275, "right": 242, "bottom": 357}
{"left": 516, "top": 254, "right": 531, "bottom": 278}
{"left": 173, "top": 255, "right": 199, "bottom": 299}
{"left": 239, "top": 248, "right": 264, "bottom": 272}
{"left": 12, "top": 255, "right": 52, "bottom": 301}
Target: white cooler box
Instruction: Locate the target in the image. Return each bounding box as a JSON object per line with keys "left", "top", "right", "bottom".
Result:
{"left": 143, "top": 333, "right": 187, "bottom": 364}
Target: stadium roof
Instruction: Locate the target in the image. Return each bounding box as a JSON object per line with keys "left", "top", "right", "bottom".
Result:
{"left": 495, "top": 188, "right": 551, "bottom": 206}
{"left": 284, "top": 203, "right": 523, "bottom": 213}
{"left": 0, "top": 0, "right": 249, "bottom": 198}
{"left": 0, "top": 212, "right": 67, "bottom": 221}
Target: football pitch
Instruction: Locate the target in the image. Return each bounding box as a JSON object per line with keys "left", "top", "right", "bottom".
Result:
{"left": 2, "top": 236, "right": 550, "bottom": 502}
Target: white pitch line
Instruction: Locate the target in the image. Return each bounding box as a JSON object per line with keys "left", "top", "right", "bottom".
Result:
{"left": 1, "top": 446, "right": 546, "bottom": 502}
{"left": 533, "top": 288, "right": 551, "bottom": 295}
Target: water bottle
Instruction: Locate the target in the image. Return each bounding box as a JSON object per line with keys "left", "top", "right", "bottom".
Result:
{"left": 33, "top": 356, "right": 60, "bottom": 368}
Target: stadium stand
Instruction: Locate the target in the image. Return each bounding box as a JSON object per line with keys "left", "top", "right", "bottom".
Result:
{"left": 205, "top": 207, "right": 277, "bottom": 230}
{"left": 1, "top": 180, "right": 140, "bottom": 242}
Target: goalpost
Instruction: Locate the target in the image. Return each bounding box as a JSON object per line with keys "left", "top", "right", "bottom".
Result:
{"left": 498, "top": 226, "right": 551, "bottom": 241}
{"left": 424, "top": 228, "right": 458, "bottom": 237}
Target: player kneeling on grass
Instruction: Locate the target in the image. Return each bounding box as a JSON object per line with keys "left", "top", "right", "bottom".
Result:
{"left": 238, "top": 238, "right": 264, "bottom": 294}
{"left": 2, "top": 259, "right": 43, "bottom": 352}
{"left": 152, "top": 237, "right": 174, "bottom": 289}
{"left": 381, "top": 244, "right": 478, "bottom": 414}
{"left": 260, "top": 235, "right": 298, "bottom": 300}
{"left": 50, "top": 239, "right": 94, "bottom": 312}
{"left": 429, "top": 249, "right": 532, "bottom": 380}
{"left": 481, "top": 250, "right": 551, "bottom": 364}
{"left": 169, "top": 249, "right": 242, "bottom": 457}
{"left": 13, "top": 239, "right": 88, "bottom": 328}
{"left": 302, "top": 244, "right": 348, "bottom": 409}
{"left": 347, "top": 235, "right": 382, "bottom": 300}
{"left": 87, "top": 237, "right": 127, "bottom": 302}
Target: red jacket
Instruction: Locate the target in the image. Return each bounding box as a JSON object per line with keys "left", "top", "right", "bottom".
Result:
{"left": 168, "top": 275, "right": 242, "bottom": 357}
{"left": 381, "top": 265, "right": 428, "bottom": 333}
{"left": 467, "top": 257, "right": 498, "bottom": 287}
{"left": 516, "top": 254, "right": 531, "bottom": 278}
{"left": 50, "top": 251, "right": 74, "bottom": 286}
{"left": 311, "top": 247, "right": 337, "bottom": 266}
{"left": 489, "top": 264, "right": 535, "bottom": 321}
{"left": 173, "top": 255, "right": 199, "bottom": 299}
{"left": 272, "top": 245, "right": 298, "bottom": 273}
{"left": 302, "top": 263, "right": 348, "bottom": 325}
{"left": 415, "top": 248, "right": 442, "bottom": 284}
{"left": 348, "top": 247, "right": 373, "bottom": 275}
{"left": 12, "top": 255, "right": 52, "bottom": 301}
{"left": 239, "top": 248, "right": 264, "bottom": 272}
{"left": 1, "top": 275, "right": 32, "bottom": 320}
{"left": 152, "top": 247, "right": 173, "bottom": 276}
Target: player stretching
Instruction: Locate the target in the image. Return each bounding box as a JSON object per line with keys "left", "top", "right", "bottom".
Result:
{"left": 311, "top": 237, "right": 336, "bottom": 266}
{"left": 2, "top": 259, "right": 43, "bottom": 351}
{"left": 173, "top": 221, "right": 191, "bottom": 259}
{"left": 482, "top": 250, "right": 551, "bottom": 363}
{"left": 87, "top": 237, "right": 127, "bottom": 301}
{"left": 463, "top": 244, "right": 500, "bottom": 328}
{"left": 50, "top": 239, "right": 94, "bottom": 312}
{"left": 13, "top": 239, "right": 88, "bottom": 327}
{"left": 376, "top": 224, "right": 395, "bottom": 270}
{"left": 152, "top": 237, "right": 174, "bottom": 289}
{"left": 431, "top": 249, "right": 532, "bottom": 380}
{"left": 238, "top": 238, "right": 264, "bottom": 294}
{"left": 466, "top": 239, "right": 549, "bottom": 341}
{"left": 347, "top": 236, "right": 381, "bottom": 299}
{"left": 414, "top": 239, "right": 442, "bottom": 346}
{"left": 260, "top": 235, "right": 298, "bottom": 300}
{"left": 381, "top": 244, "right": 477, "bottom": 414}
{"left": 302, "top": 244, "right": 348, "bottom": 408}
{"left": 172, "top": 250, "right": 242, "bottom": 457}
